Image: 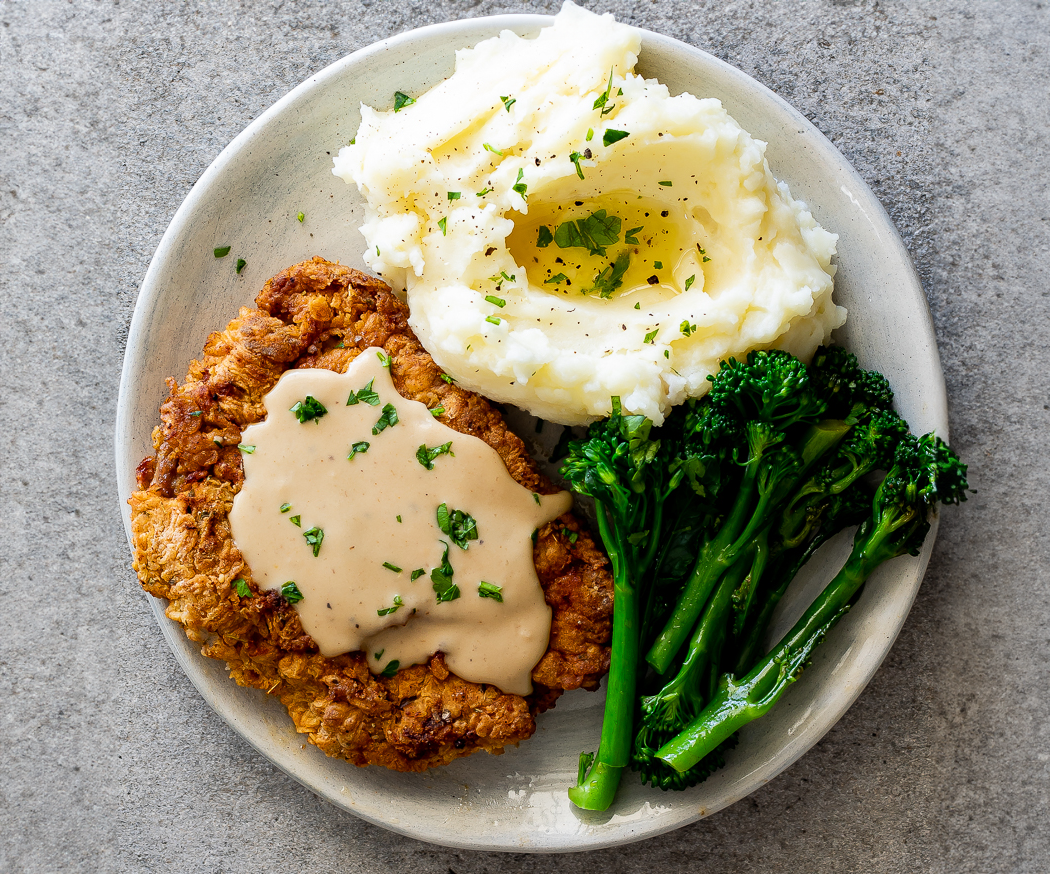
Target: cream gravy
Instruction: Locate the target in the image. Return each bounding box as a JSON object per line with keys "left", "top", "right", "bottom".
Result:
{"left": 229, "top": 350, "right": 571, "bottom": 695}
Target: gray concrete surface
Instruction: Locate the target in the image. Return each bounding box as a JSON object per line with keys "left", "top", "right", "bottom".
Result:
{"left": 0, "top": 0, "right": 1045, "bottom": 871}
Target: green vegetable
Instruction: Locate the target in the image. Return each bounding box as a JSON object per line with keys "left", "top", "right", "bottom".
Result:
{"left": 213, "top": 246, "right": 231, "bottom": 258}
{"left": 430, "top": 541, "right": 460, "bottom": 602}
{"left": 587, "top": 250, "right": 631, "bottom": 299}
{"left": 448, "top": 191, "right": 461, "bottom": 200}
{"left": 500, "top": 95, "right": 516, "bottom": 111}
{"left": 303, "top": 527, "right": 324, "bottom": 557}
{"left": 411, "top": 568, "right": 426, "bottom": 581}
{"left": 290, "top": 396, "right": 327, "bottom": 423}
{"left": 377, "top": 595, "right": 404, "bottom": 616}
{"left": 478, "top": 581, "right": 503, "bottom": 602}
{"left": 236, "top": 258, "right": 246, "bottom": 273}
{"left": 382, "top": 562, "right": 402, "bottom": 573}
{"left": 593, "top": 67, "right": 617, "bottom": 116}
{"left": 289, "top": 515, "right": 301, "bottom": 527}
{"left": 380, "top": 660, "right": 400, "bottom": 677}
{"left": 512, "top": 168, "right": 528, "bottom": 198}
{"left": 438, "top": 216, "right": 448, "bottom": 236}
{"left": 393, "top": 91, "right": 415, "bottom": 111}
{"left": 372, "top": 403, "right": 399, "bottom": 435}
{"left": 280, "top": 503, "right": 292, "bottom": 513}
{"left": 281, "top": 581, "right": 304, "bottom": 603}
{"left": 624, "top": 226, "right": 643, "bottom": 246}
{"left": 603, "top": 129, "right": 629, "bottom": 147}
{"left": 347, "top": 441, "right": 370, "bottom": 460}
{"left": 347, "top": 378, "right": 381, "bottom": 406}
{"left": 416, "top": 441, "right": 454, "bottom": 470}
{"left": 569, "top": 151, "right": 585, "bottom": 179}
{"left": 684, "top": 275, "right": 696, "bottom": 291}
{"left": 436, "top": 503, "right": 478, "bottom": 550}
{"left": 297, "top": 211, "right": 305, "bottom": 223}
{"left": 554, "top": 209, "right": 621, "bottom": 257}
{"left": 237, "top": 443, "right": 255, "bottom": 454}
{"left": 485, "top": 295, "right": 506, "bottom": 307}
{"left": 233, "top": 578, "right": 252, "bottom": 598}
{"left": 537, "top": 226, "right": 553, "bottom": 248}
{"left": 376, "top": 350, "right": 391, "bottom": 368}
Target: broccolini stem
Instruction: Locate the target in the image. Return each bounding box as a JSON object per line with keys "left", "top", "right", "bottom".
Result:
{"left": 568, "top": 501, "right": 641, "bottom": 811}
{"left": 656, "top": 547, "right": 869, "bottom": 772}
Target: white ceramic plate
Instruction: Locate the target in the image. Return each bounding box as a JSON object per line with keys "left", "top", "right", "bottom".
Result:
{"left": 116, "top": 14, "right": 947, "bottom": 853}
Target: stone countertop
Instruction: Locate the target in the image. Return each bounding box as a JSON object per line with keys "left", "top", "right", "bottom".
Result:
{"left": 1, "top": 1, "right": 1045, "bottom": 871}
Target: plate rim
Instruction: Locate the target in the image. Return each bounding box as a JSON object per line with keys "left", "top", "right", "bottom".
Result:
{"left": 116, "top": 11, "right": 948, "bottom": 853}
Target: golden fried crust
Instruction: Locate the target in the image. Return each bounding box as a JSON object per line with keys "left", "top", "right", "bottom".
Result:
{"left": 130, "top": 257, "right": 613, "bottom": 771}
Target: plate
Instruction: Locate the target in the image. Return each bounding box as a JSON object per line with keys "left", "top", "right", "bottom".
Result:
{"left": 116, "top": 13, "right": 947, "bottom": 853}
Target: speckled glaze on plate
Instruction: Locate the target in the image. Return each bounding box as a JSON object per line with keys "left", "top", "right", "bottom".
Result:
{"left": 116, "top": 13, "right": 947, "bottom": 853}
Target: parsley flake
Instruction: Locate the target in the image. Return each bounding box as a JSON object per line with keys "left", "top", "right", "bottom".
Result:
{"left": 476, "top": 187, "right": 492, "bottom": 196}
{"left": 347, "top": 378, "right": 380, "bottom": 407}
{"left": 290, "top": 515, "right": 301, "bottom": 527}
{"left": 237, "top": 443, "right": 256, "bottom": 454}
{"left": 545, "top": 273, "right": 569, "bottom": 285}
{"left": 554, "top": 209, "right": 621, "bottom": 256}
{"left": 478, "top": 581, "right": 503, "bottom": 602}
{"left": 347, "top": 441, "right": 370, "bottom": 460}
{"left": 500, "top": 95, "right": 516, "bottom": 112}
{"left": 658, "top": 180, "right": 673, "bottom": 187}
{"left": 568, "top": 150, "right": 585, "bottom": 180}
{"left": 236, "top": 258, "right": 246, "bottom": 274}
{"left": 303, "top": 527, "right": 324, "bottom": 557}
{"left": 377, "top": 595, "right": 403, "bottom": 616}
{"left": 586, "top": 128, "right": 594, "bottom": 142}
{"left": 416, "top": 441, "right": 454, "bottom": 470}
{"left": 290, "top": 396, "right": 327, "bottom": 423}
{"left": 281, "top": 581, "right": 304, "bottom": 603}
{"left": 537, "top": 226, "right": 553, "bottom": 248}
{"left": 483, "top": 142, "right": 504, "bottom": 157}
{"left": 680, "top": 320, "right": 697, "bottom": 337}
{"left": 430, "top": 541, "right": 460, "bottom": 603}
{"left": 297, "top": 211, "right": 305, "bottom": 223}
{"left": 430, "top": 406, "right": 445, "bottom": 417}
{"left": 372, "top": 403, "right": 399, "bottom": 435}
{"left": 437, "top": 216, "right": 447, "bottom": 236}
{"left": 587, "top": 250, "right": 631, "bottom": 299}
{"left": 593, "top": 67, "right": 617, "bottom": 116}
{"left": 603, "top": 129, "right": 630, "bottom": 147}
{"left": 561, "top": 527, "right": 579, "bottom": 544}
{"left": 624, "top": 226, "right": 643, "bottom": 246}
{"left": 512, "top": 168, "right": 527, "bottom": 198}
{"left": 376, "top": 350, "right": 391, "bottom": 368}
{"left": 685, "top": 274, "right": 696, "bottom": 291}
{"left": 280, "top": 503, "right": 292, "bottom": 513}
{"left": 447, "top": 191, "right": 461, "bottom": 200}
{"left": 644, "top": 329, "right": 659, "bottom": 345}
{"left": 233, "top": 578, "right": 252, "bottom": 598}
{"left": 213, "top": 246, "right": 231, "bottom": 258}
{"left": 379, "top": 659, "right": 400, "bottom": 677}
{"left": 410, "top": 568, "right": 426, "bottom": 581}
{"left": 393, "top": 91, "right": 416, "bottom": 112}
{"left": 436, "top": 503, "right": 479, "bottom": 550}
{"left": 439, "top": 373, "right": 456, "bottom": 384}
{"left": 654, "top": 261, "right": 663, "bottom": 270}
{"left": 382, "top": 562, "right": 402, "bottom": 573}
{"left": 533, "top": 493, "right": 541, "bottom": 505}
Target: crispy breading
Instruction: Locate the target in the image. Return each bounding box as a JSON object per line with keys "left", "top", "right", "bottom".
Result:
{"left": 130, "top": 257, "right": 613, "bottom": 771}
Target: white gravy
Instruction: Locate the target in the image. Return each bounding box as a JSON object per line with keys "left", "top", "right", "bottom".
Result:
{"left": 228, "top": 350, "right": 571, "bottom": 695}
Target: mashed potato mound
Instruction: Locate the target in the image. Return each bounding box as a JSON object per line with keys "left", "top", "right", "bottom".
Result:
{"left": 334, "top": 1, "right": 845, "bottom": 425}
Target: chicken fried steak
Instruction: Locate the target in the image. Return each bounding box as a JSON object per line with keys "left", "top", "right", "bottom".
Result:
{"left": 129, "top": 257, "right": 613, "bottom": 771}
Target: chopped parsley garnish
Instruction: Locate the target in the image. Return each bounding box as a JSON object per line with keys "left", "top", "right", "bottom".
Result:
{"left": 476, "top": 187, "right": 492, "bottom": 196}
{"left": 478, "top": 581, "right": 503, "bottom": 602}
{"left": 437, "top": 216, "right": 447, "bottom": 235}
{"left": 447, "top": 191, "right": 461, "bottom": 200}
{"left": 554, "top": 209, "right": 621, "bottom": 256}
{"left": 374, "top": 649, "right": 384, "bottom": 659}
{"left": 377, "top": 595, "right": 404, "bottom": 616}
{"left": 347, "top": 378, "right": 380, "bottom": 406}
{"left": 376, "top": 350, "right": 391, "bottom": 368}
{"left": 702, "top": 254, "right": 711, "bottom": 263}
{"left": 533, "top": 493, "right": 541, "bottom": 505}
{"left": 568, "top": 150, "right": 585, "bottom": 179}
{"left": 416, "top": 440, "right": 454, "bottom": 470}
{"left": 537, "top": 226, "right": 553, "bottom": 248}
{"left": 603, "top": 129, "right": 630, "bottom": 147}
{"left": 396, "top": 515, "right": 402, "bottom": 523}
{"left": 624, "top": 226, "right": 643, "bottom": 246}
{"left": 436, "top": 503, "right": 479, "bottom": 550}
{"left": 297, "top": 211, "right": 305, "bottom": 223}
{"left": 658, "top": 180, "right": 673, "bottom": 187}
{"left": 664, "top": 349, "right": 671, "bottom": 359}
{"left": 512, "top": 168, "right": 527, "bottom": 198}
{"left": 485, "top": 315, "right": 501, "bottom": 325}
{"left": 654, "top": 261, "right": 663, "bottom": 270}
{"left": 237, "top": 443, "right": 256, "bottom": 454}
{"left": 372, "top": 403, "right": 399, "bottom": 435}
{"left": 483, "top": 142, "right": 504, "bottom": 156}
{"left": 280, "top": 503, "right": 292, "bottom": 513}
{"left": 680, "top": 320, "right": 697, "bottom": 337}
{"left": 586, "top": 128, "right": 594, "bottom": 142}
{"left": 587, "top": 250, "right": 631, "bottom": 299}
{"left": 644, "top": 329, "right": 659, "bottom": 345}
{"left": 382, "top": 561, "right": 402, "bottom": 573}
{"left": 236, "top": 258, "right": 246, "bottom": 273}
{"left": 439, "top": 373, "right": 456, "bottom": 384}
{"left": 489, "top": 270, "right": 515, "bottom": 284}
{"left": 281, "top": 581, "right": 304, "bottom": 603}
{"left": 303, "top": 527, "right": 324, "bottom": 557}
{"left": 430, "top": 406, "right": 445, "bottom": 417}
{"left": 561, "top": 527, "right": 579, "bottom": 544}
{"left": 213, "top": 246, "right": 231, "bottom": 258}
{"left": 189, "top": 410, "right": 202, "bottom": 417}
{"left": 347, "top": 440, "right": 370, "bottom": 460}
{"left": 685, "top": 274, "right": 696, "bottom": 291}
{"left": 379, "top": 659, "right": 400, "bottom": 677}
{"left": 431, "top": 541, "right": 460, "bottom": 602}
{"left": 233, "top": 578, "right": 252, "bottom": 598}
{"left": 290, "top": 515, "right": 301, "bottom": 527}
{"left": 393, "top": 91, "right": 416, "bottom": 112}
{"left": 484, "top": 295, "right": 506, "bottom": 307}
{"left": 410, "top": 568, "right": 426, "bottom": 581}
{"left": 290, "top": 395, "right": 328, "bottom": 423}
{"left": 593, "top": 67, "right": 617, "bottom": 116}
{"left": 634, "top": 302, "right": 641, "bottom": 309}
{"left": 500, "top": 94, "right": 516, "bottom": 112}
{"left": 545, "top": 273, "right": 569, "bottom": 285}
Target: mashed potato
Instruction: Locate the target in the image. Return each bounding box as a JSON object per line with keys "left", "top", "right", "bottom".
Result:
{"left": 334, "top": 1, "right": 845, "bottom": 425}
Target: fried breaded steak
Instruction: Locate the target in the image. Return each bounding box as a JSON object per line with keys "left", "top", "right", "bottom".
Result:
{"left": 129, "top": 257, "right": 613, "bottom": 771}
